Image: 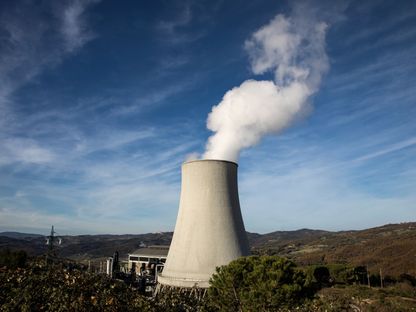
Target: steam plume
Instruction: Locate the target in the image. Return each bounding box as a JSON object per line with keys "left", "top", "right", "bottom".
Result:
{"left": 203, "top": 9, "right": 329, "bottom": 162}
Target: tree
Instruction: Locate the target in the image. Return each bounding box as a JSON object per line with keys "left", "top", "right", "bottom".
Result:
{"left": 207, "top": 256, "right": 314, "bottom": 311}
{"left": 353, "top": 266, "right": 368, "bottom": 285}
{"left": 313, "top": 266, "right": 331, "bottom": 287}
{"left": 399, "top": 273, "right": 416, "bottom": 287}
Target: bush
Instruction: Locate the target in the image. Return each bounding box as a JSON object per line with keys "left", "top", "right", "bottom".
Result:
{"left": 0, "top": 262, "right": 151, "bottom": 311}
{"left": 207, "top": 256, "right": 314, "bottom": 311}
{"left": 399, "top": 273, "right": 416, "bottom": 287}
{"left": 0, "top": 249, "right": 27, "bottom": 269}
{"left": 313, "top": 266, "right": 331, "bottom": 287}
{"left": 353, "top": 266, "right": 368, "bottom": 285}
{"left": 326, "top": 264, "right": 354, "bottom": 285}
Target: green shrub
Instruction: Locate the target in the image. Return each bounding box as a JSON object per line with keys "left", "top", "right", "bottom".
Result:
{"left": 326, "top": 264, "right": 354, "bottom": 284}
{"left": 207, "top": 256, "right": 314, "bottom": 311}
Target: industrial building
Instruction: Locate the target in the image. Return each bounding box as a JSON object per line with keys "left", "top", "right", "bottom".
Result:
{"left": 128, "top": 245, "right": 169, "bottom": 274}
{"left": 158, "top": 159, "right": 249, "bottom": 289}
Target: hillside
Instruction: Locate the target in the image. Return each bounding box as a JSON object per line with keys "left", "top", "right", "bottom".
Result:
{"left": 0, "top": 232, "right": 44, "bottom": 239}
{"left": 251, "top": 223, "right": 416, "bottom": 277}
{"left": 1, "top": 222, "right": 415, "bottom": 277}
{"left": 0, "top": 232, "right": 173, "bottom": 260}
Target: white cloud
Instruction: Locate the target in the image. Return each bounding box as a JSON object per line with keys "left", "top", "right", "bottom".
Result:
{"left": 59, "top": 0, "right": 99, "bottom": 52}
{"left": 0, "top": 138, "right": 55, "bottom": 165}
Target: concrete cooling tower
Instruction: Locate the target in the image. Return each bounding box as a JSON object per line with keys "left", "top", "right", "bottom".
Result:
{"left": 158, "top": 159, "right": 250, "bottom": 288}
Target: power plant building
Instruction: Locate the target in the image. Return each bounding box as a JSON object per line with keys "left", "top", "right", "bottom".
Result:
{"left": 158, "top": 159, "right": 249, "bottom": 289}
{"left": 128, "top": 245, "right": 169, "bottom": 270}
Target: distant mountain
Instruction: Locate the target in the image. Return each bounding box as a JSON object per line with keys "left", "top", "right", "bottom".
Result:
{"left": 0, "top": 232, "right": 174, "bottom": 259}
{"left": 0, "top": 232, "right": 44, "bottom": 239}
{"left": 248, "top": 228, "right": 330, "bottom": 247}
{"left": 1, "top": 222, "right": 415, "bottom": 277}
{"left": 0, "top": 235, "right": 47, "bottom": 255}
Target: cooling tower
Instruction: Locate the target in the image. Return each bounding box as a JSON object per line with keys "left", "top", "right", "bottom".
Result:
{"left": 158, "top": 159, "right": 249, "bottom": 288}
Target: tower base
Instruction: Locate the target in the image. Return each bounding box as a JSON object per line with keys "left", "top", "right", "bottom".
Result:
{"left": 155, "top": 283, "right": 207, "bottom": 299}
{"left": 157, "top": 273, "right": 210, "bottom": 288}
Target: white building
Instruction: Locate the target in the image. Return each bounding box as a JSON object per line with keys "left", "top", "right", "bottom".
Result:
{"left": 128, "top": 245, "right": 169, "bottom": 272}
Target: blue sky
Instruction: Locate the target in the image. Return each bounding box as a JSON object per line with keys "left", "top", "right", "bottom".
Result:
{"left": 0, "top": 0, "right": 415, "bottom": 235}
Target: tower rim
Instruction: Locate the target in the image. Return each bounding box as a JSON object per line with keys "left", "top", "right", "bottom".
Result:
{"left": 183, "top": 159, "right": 238, "bottom": 167}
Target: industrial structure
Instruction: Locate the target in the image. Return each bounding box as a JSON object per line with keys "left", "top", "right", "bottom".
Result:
{"left": 128, "top": 245, "right": 169, "bottom": 274}
{"left": 158, "top": 159, "right": 249, "bottom": 289}
{"left": 103, "top": 246, "right": 169, "bottom": 294}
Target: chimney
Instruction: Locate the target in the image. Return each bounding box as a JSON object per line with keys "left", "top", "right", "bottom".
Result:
{"left": 158, "top": 159, "right": 249, "bottom": 288}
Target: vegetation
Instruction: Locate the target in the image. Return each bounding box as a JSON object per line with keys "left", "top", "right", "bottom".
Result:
{"left": 312, "top": 266, "right": 331, "bottom": 287}
{"left": 1, "top": 252, "right": 415, "bottom": 311}
{"left": 314, "top": 284, "right": 416, "bottom": 312}
{"left": 251, "top": 222, "right": 416, "bottom": 278}
{"left": 0, "top": 259, "right": 151, "bottom": 311}
{"left": 207, "top": 256, "right": 314, "bottom": 311}
{"left": 0, "top": 249, "right": 27, "bottom": 269}
{"left": 1, "top": 222, "right": 415, "bottom": 278}
{"left": 1, "top": 255, "right": 314, "bottom": 311}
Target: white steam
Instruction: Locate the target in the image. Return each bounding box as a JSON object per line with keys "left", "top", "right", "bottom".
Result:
{"left": 203, "top": 12, "right": 329, "bottom": 162}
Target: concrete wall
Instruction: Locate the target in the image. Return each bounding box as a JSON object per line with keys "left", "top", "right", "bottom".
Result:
{"left": 158, "top": 159, "right": 249, "bottom": 288}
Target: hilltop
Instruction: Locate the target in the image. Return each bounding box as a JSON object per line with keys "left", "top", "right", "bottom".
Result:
{"left": 1, "top": 222, "right": 415, "bottom": 277}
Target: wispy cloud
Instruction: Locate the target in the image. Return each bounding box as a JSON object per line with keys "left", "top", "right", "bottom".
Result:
{"left": 327, "top": 45, "right": 416, "bottom": 96}
{"left": 0, "top": 0, "right": 414, "bottom": 235}
{"left": 0, "top": 0, "right": 101, "bottom": 163}
{"left": 157, "top": 3, "right": 192, "bottom": 36}
{"left": 155, "top": 1, "right": 212, "bottom": 45}
{"left": 0, "top": 138, "right": 55, "bottom": 165}
{"left": 353, "top": 137, "right": 416, "bottom": 162}
{"left": 0, "top": 0, "right": 99, "bottom": 103}
{"left": 114, "top": 81, "right": 194, "bottom": 116}
{"left": 0, "top": 207, "right": 149, "bottom": 235}
{"left": 238, "top": 139, "right": 416, "bottom": 233}
{"left": 0, "top": 129, "right": 199, "bottom": 234}
{"left": 341, "top": 3, "right": 416, "bottom": 48}
{"left": 59, "top": 0, "right": 99, "bottom": 52}
{"left": 0, "top": 12, "right": 200, "bottom": 233}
